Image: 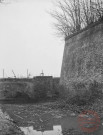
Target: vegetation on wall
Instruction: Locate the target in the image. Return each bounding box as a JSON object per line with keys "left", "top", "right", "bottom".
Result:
{"left": 65, "top": 81, "right": 103, "bottom": 106}
{"left": 33, "top": 82, "right": 60, "bottom": 101}
{"left": 34, "top": 83, "right": 48, "bottom": 101}
{"left": 50, "top": 0, "right": 103, "bottom": 38}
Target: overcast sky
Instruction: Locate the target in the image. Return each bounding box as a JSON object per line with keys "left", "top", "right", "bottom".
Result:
{"left": 0, "top": 0, "right": 64, "bottom": 78}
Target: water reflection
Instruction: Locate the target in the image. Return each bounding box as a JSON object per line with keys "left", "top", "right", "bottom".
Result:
{"left": 2, "top": 103, "right": 79, "bottom": 135}
{"left": 20, "top": 116, "right": 79, "bottom": 135}
{"left": 20, "top": 125, "right": 62, "bottom": 135}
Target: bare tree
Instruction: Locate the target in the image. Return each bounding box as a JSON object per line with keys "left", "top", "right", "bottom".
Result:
{"left": 49, "top": 0, "right": 103, "bottom": 38}
{"left": 90, "top": 0, "right": 103, "bottom": 20}
{"left": 50, "top": 0, "right": 82, "bottom": 37}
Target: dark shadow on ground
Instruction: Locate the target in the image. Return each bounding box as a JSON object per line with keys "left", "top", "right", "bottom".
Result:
{"left": 0, "top": 98, "right": 57, "bottom": 105}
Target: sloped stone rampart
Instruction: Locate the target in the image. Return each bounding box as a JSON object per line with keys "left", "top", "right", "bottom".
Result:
{"left": 60, "top": 21, "right": 103, "bottom": 96}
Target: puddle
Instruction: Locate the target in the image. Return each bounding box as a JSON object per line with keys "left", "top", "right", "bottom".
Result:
{"left": 19, "top": 116, "right": 79, "bottom": 135}
{"left": 20, "top": 125, "right": 62, "bottom": 135}
{"left": 1, "top": 103, "right": 81, "bottom": 135}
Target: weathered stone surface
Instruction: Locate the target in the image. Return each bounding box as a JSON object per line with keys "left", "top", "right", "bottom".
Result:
{"left": 0, "top": 77, "right": 60, "bottom": 100}
{"left": 60, "top": 21, "right": 103, "bottom": 96}
{"left": 0, "top": 106, "right": 24, "bottom": 135}
{"left": 0, "top": 81, "right": 34, "bottom": 100}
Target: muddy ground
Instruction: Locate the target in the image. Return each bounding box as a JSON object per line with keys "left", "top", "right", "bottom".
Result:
{"left": 1, "top": 99, "right": 103, "bottom": 135}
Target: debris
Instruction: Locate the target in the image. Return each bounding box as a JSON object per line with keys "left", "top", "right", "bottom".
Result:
{"left": 14, "top": 113, "right": 24, "bottom": 119}
{"left": 71, "top": 113, "right": 76, "bottom": 116}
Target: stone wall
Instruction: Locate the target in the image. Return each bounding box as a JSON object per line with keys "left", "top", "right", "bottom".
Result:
{"left": 0, "top": 81, "right": 34, "bottom": 100}
{"left": 60, "top": 20, "right": 103, "bottom": 96}
{"left": 0, "top": 77, "right": 60, "bottom": 100}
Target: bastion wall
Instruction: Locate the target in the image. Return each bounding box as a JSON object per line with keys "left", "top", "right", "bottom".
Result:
{"left": 60, "top": 20, "right": 103, "bottom": 96}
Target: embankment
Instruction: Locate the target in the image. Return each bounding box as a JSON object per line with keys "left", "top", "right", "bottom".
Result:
{"left": 0, "top": 105, "right": 24, "bottom": 135}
